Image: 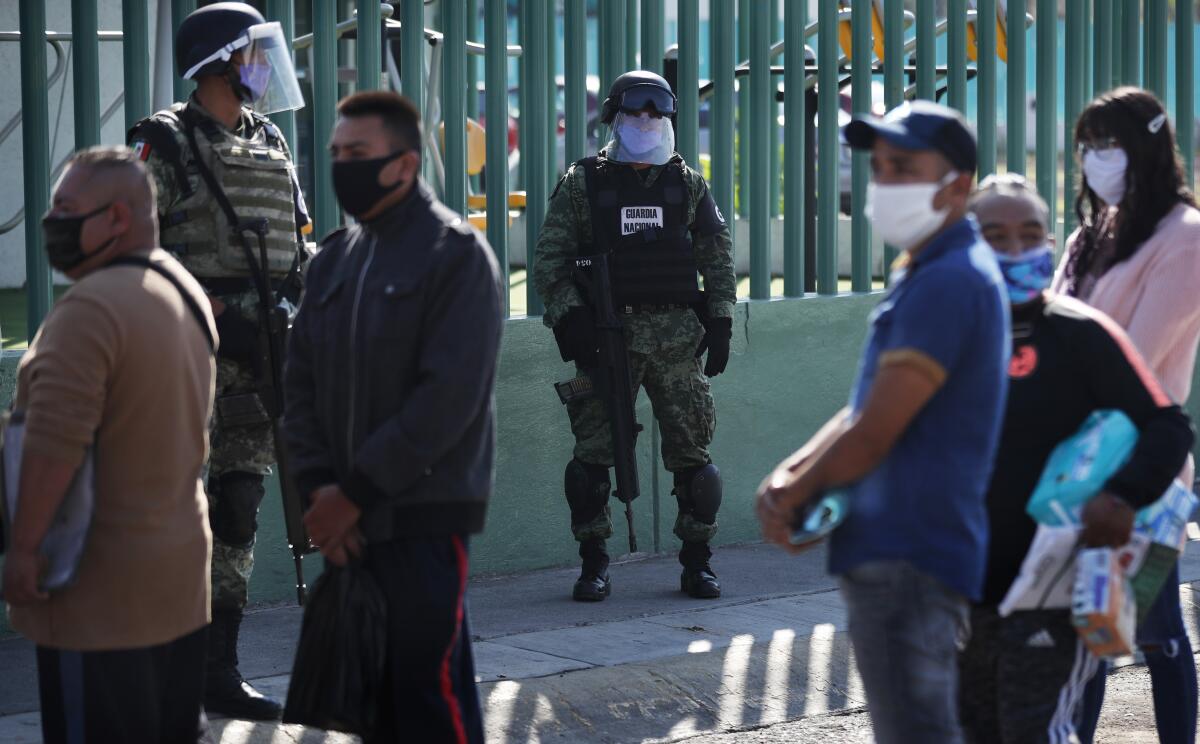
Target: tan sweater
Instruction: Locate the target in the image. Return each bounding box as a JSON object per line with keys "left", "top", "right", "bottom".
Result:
{"left": 8, "top": 249, "right": 216, "bottom": 651}
{"left": 1053, "top": 202, "right": 1200, "bottom": 484}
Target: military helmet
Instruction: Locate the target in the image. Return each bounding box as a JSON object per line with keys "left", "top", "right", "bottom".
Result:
{"left": 175, "top": 2, "right": 266, "bottom": 78}
{"left": 600, "top": 71, "right": 677, "bottom": 124}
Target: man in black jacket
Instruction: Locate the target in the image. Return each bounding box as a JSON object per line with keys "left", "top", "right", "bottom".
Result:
{"left": 283, "top": 91, "right": 502, "bottom": 744}
{"left": 957, "top": 174, "right": 1194, "bottom": 744}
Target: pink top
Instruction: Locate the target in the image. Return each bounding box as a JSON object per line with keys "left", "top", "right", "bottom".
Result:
{"left": 1052, "top": 202, "right": 1200, "bottom": 484}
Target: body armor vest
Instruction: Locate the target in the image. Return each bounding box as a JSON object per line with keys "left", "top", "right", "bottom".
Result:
{"left": 135, "top": 103, "right": 299, "bottom": 279}
{"left": 581, "top": 156, "right": 702, "bottom": 307}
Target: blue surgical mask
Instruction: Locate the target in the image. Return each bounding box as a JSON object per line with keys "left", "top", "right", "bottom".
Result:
{"left": 995, "top": 244, "right": 1054, "bottom": 305}
{"left": 611, "top": 112, "right": 675, "bottom": 165}
{"left": 239, "top": 63, "right": 273, "bottom": 101}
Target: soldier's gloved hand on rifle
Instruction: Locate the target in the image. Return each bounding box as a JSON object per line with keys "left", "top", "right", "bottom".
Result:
{"left": 553, "top": 305, "right": 600, "bottom": 368}
{"left": 695, "top": 316, "right": 732, "bottom": 377}
{"left": 214, "top": 306, "right": 259, "bottom": 368}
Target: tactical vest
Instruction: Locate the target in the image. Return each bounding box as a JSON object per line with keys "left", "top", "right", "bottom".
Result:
{"left": 581, "top": 155, "right": 702, "bottom": 307}
{"left": 130, "top": 102, "right": 299, "bottom": 279}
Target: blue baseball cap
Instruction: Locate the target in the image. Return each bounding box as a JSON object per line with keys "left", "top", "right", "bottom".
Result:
{"left": 843, "top": 100, "right": 977, "bottom": 174}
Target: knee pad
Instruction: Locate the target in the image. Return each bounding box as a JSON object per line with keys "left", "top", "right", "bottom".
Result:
{"left": 209, "top": 472, "right": 266, "bottom": 548}
{"left": 565, "top": 459, "right": 611, "bottom": 525}
{"left": 674, "top": 463, "right": 722, "bottom": 525}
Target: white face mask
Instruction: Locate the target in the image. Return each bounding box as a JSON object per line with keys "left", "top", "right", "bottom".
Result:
{"left": 1082, "top": 147, "right": 1129, "bottom": 206}
{"left": 866, "top": 171, "right": 959, "bottom": 251}
{"left": 610, "top": 112, "right": 675, "bottom": 165}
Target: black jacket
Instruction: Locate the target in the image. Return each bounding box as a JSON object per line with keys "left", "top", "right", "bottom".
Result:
{"left": 284, "top": 182, "right": 504, "bottom": 540}
{"left": 981, "top": 294, "right": 1194, "bottom": 606}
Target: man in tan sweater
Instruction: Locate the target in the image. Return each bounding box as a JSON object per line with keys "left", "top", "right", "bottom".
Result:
{"left": 2, "top": 146, "right": 216, "bottom": 743}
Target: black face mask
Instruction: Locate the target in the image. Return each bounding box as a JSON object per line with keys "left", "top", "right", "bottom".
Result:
{"left": 41, "top": 203, "right": 114, "bottom": 273}
{"left": 332, "top": 150, "right": 411, "bottom": 218}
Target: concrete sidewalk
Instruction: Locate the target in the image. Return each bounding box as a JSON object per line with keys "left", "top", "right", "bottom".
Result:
{"left": 2, "top": 542, "right": 1199, "bottom": 743}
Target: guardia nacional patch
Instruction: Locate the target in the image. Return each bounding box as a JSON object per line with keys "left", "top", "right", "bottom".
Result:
{"left": 621, "top": 206, "right": 664, "bottom": 236}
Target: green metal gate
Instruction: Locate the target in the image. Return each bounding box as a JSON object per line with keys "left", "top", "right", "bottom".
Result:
{"left": 7, "top": 0, "right": 1198, "bottom": 337}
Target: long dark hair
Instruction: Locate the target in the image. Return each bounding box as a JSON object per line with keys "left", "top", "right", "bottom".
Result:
{"left": 1064, "top": 87, "right": 1195, "bottom": 294}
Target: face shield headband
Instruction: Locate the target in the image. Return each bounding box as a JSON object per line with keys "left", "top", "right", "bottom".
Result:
{"left": 182, "top": 22, "right": 305, "bottom": 115}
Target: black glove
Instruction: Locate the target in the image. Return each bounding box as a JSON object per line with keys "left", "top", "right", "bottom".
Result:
{"left": 695, "top": 316, "right": 732, "bottom": 377}
{"left": 552, "top": 305, "right": 599, "bottom": 368}
{"left": 215, "top": 306, "right": 259, "bottom": 368}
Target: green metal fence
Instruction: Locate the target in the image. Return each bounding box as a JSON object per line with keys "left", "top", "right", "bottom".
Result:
{"left": 8, "top": 0, "right": 1199, "bottom": 335}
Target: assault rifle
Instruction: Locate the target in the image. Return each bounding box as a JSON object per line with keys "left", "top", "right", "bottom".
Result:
{"left": 237, "top": 218, "right": 314, "bottom": 605}
{"left": 554, "top": 254, "right": 643, "bottom": 553}
{"left": 178, "top": 116, "right": 314, "bottom": 604}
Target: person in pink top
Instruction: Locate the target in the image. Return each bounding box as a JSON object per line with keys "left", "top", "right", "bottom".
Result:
{"left": 1052, "top": 86, "right": 1200, "bottom": 744}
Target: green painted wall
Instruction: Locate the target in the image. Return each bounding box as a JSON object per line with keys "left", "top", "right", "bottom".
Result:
{"left": 247, "top": 294, "right": 880, "bottom": 605}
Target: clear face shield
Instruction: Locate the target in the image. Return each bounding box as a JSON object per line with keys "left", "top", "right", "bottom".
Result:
{"left": 609, "top": 111, "right": 675, "bottom": 166}
{"left": 182, "top": 21, "right": 305, "bottom": 115}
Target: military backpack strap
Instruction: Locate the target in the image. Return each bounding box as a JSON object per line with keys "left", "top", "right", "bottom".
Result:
{"left": 128, "top": 114, "right": 194, "bottom": 199}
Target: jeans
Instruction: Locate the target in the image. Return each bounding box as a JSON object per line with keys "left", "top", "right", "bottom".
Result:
{"left": 1077, "top": 561, "right": 1196, "bottom": 744}
{"left": 840, "top": 560, "right": 971, "bottom": 744}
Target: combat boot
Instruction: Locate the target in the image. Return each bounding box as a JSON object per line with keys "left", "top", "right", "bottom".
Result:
{"left": 679, "top": 541, "right": 721, "bottom": 599}
{"left": 204, "top": 608, "right": 283, "bottom": 720}
{"left": 573, "top": 538, "right": 611, "bottom": 602}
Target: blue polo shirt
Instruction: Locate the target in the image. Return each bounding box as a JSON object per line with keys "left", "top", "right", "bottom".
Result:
{"left": 828, "top": 217, "right": 1010, "bottom": 600}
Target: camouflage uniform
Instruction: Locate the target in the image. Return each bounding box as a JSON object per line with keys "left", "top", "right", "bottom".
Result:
{"left": 132, "top": 96, "right": 309, "bottom": 611}
{"left": 533, "top": 148, "right": 736, "bottom": 544}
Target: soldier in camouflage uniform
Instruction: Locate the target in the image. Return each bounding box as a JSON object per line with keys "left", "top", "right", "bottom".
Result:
{"left": 534, "top": 71, "right": 736, "bottom": 602}
{"left": 128, "top": 2, "right": 309, "bottom": 721}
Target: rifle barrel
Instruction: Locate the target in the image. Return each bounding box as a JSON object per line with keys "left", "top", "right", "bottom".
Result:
{"left": 625, "top": 500, "right": 637, "bottom": 553}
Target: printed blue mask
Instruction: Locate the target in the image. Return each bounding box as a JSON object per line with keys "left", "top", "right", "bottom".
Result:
{"left": 995, "top": 244, "right": 1054, "bottom": 305}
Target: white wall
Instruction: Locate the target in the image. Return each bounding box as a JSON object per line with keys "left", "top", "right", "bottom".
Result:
{"left": 0, "top": 0, "right": 162, "bottom": 289}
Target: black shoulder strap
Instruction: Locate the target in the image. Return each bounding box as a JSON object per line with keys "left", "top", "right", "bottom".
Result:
{"left": 107, "top": 257, "right": 216, "bottom": 355}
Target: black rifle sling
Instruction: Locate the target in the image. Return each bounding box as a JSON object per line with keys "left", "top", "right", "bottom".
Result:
{"left": 107, "top": 256, "right": 216, "bottom": 355}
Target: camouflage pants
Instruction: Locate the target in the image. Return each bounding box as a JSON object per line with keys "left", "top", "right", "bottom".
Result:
{"left": 567, "top": 343, "right": 717, "bottom": 543}
{"left": 208, "top": 291, "right": 276, "bottom": 610}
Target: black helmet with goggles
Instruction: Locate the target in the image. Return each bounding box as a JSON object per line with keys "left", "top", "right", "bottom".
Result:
{"left": 601, "top": 71, "right": 677, "bottom": 124}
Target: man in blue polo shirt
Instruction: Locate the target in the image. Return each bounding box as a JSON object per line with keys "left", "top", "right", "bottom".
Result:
{"left": 756, "top": 101, "right": 1009, "bottom": 744}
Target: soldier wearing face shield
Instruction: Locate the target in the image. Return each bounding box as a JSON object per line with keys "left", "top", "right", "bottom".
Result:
{"left": 127, "top": 1, "right": 311, "bottom": 721}
{"left": 534, "top": 71, "right": 737, "bottom": 602}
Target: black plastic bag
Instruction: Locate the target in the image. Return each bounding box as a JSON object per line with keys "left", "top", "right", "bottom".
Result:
{"left": 283, "top": 561, "right": 387, "bottom": 735}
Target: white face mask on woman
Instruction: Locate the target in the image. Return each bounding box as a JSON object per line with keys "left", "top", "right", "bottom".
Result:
{"left": 866, "top": 170, "right": 959, "bottom": 251}
{"left": 1082, "top": 147, "right": 1129, "bottom": 206}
